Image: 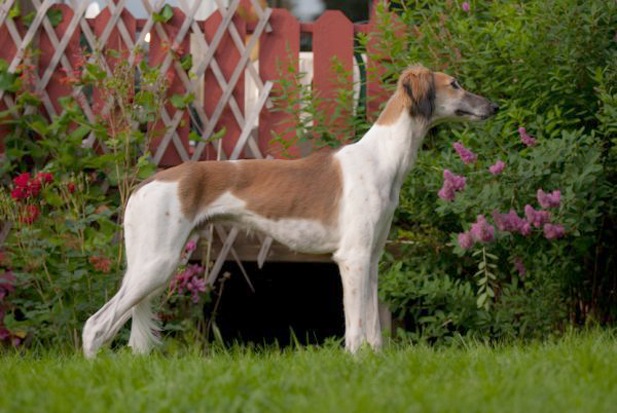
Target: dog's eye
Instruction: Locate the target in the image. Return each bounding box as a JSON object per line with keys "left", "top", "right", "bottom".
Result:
{"left": 451, "top": 81, "right": 460, "bottom": 90}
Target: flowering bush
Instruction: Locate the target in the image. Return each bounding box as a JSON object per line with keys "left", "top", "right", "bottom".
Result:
{"left": 0, "top": 44, "right": 212, "bottom": 349}
{"left": 0, "top": 170, "right": 122, "bottom": 348}
{"left": 273, "top": 0, "right": 617, "bottom": 342}
{"left": 371, "top": 0, "right": 617, "bottom": 340}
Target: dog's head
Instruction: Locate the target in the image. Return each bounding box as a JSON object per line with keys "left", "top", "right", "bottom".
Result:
{"left": 396, "top": 65, "right": 499, "bottom": 124}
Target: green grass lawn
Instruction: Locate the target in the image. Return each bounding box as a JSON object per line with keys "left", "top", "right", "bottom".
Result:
{"left": 1, "top": 331, "right": 616, "bottom": 412}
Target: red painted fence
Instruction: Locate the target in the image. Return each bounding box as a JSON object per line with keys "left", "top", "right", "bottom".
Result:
{"left": 0, "top": 0, "right": 395, "bottom": 167}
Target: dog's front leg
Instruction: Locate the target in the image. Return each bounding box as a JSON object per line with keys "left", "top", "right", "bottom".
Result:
{"left": 366, "top": 258, "right": 383, "bottom": 350}
{"left": 336, "top": 252, "right": 371, "bottom": 353}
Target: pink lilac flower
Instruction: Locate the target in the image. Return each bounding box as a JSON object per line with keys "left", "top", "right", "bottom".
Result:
{"left": 470, "top": 214, "right": 494, "bottom": 243}
{"left": 524, "top": 204, "right": 550, "bottom": 228}
{"left": 0, "top": 270, "right": 15, "bottom": 301}
{"left": 172, "top": 265, "right": 207, "bottom": 303}
{"left": 537, "top": 189, "right": 560, "bottom": 209}
{"left": 488, "top": 160, "right": 505, "bottom": 175}
{"left": 453, "top": 141, "right": 478, "bottom": 165}
{"left": 492, "top": 209, "right": 529, "bottom": 235}
{"left": 0, "top": 328, "right": 10, "bottom": 341}
{"left": 187, "top": 277, "right": 207, "bottom": 303}
{"left": 513, "top": 257, "right": 527, "bottom": 276}
{"left": 184, "top": 240, "right": 197, "bottom": 254}
{"left": 518, "top": 127, "right": 538, "bottom": 147}
{"left": 520, "top": 221, "right": 532, "bottom": 236}
{"left": 461, "top": 2, "right": 470, "bottom": 12}
{"left": 458, "top": 231, "right": 474, "bottom": 250}
{"left": 438, "top": 169, "right": 466, "bottom": 201}
{"left": 543, "top": 223, "right": 565, "bottom": 240}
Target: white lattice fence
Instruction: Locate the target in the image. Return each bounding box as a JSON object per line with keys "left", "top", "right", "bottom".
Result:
{"left": 0, "top": 1, "right": 382, "bottom": 278}
{"left": 0, "top": 0, "right": 279, "bottom": 284}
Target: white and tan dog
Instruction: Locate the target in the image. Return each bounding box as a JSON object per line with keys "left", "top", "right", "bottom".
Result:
{"left": 82, "top": 65, "right": 498, "bottom": 357}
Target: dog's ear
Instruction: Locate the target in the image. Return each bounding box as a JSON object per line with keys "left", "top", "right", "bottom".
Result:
{"left": 400, "top": 66, "right": 435, "bottom": 120}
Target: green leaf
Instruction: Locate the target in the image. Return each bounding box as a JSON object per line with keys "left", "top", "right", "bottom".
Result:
{"left": 18, "top": 91, "right": 41, "bottom": 106}
{"left": 153, "top": 4, "right": 174, "bottom": 23}
{"left": 47, "top": 9, "right": 63, "bottom": 28}
{"left": 180, "top": 54, "right": 193, "bottom": 71}
{"left": 0, "top": 69, "right": 19, "bottom": 93}
{"left": 476, "top": 292, "right": 488, "bottom": 308}
{"left": 170, "top": 94, "right": 186, "bottom": 109}
{"left": 84, "top": 63, "right": 107, "bottom": 81}
{"left": 30, "top": 120, "right": 49, "bottom": 135}
{"left": 9, "top": 4, "right": 20, "bottom": 19}
{"left": 45, "top": 191, "right": 64, "bottom": 208}
{"left": 210, "top": 127, "right": 226, "bottom": 142}
{"left": 137, "top": 162, "right": 157, "bottom": 180}
{"left": 23, "top": 11, "right": 35, "bottom": 27}
{"left": 69, "top": 125, "right": 91, "bottom": 143}
{"left": 169, "top": 93, "right": 195, "bottom": 110}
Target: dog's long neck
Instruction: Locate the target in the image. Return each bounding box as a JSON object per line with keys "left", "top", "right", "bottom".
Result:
{"left": 358, "top": 107, "right": 430, "bottom": 185}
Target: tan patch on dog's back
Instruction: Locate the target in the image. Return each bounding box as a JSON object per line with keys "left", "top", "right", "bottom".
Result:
{"left": 147, "top": 151, "right": 343, "bottom": 225}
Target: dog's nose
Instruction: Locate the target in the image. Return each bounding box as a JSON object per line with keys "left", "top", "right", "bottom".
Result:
{"left": 490, "top": 102, "right": 500, "bottom": 114}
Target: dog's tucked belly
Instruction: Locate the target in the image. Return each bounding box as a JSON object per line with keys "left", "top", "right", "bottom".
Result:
{"left": 236, "top": 215, "right": 339, "bottom": 254}
{"left": 196, "top": 191, "right": 339, "bottom": 254}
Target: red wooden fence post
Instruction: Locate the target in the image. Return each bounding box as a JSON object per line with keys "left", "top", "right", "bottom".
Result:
{"left": 258, "top": 9, "right": 300, "bottom": 159}
{"left": 312, "top": 10, "right": 353, "bottom": 142}
{"left": 365, "top": 0, "right": 404, "bottom": 121}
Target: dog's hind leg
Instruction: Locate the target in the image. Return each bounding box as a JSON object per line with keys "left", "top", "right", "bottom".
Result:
{"left": 127, "top": 286, "right": 166, "bottom": 354}
{"left": 82, "top": 181, "right": 194, "bottom": 358}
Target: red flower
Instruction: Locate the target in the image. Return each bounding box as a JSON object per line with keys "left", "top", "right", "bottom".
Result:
{"left": 11, "top": 187, "right": 28, "bottom": 200}
{"left": 36, "top": 172, "right": 54, "bottom": 184}
{"left": 11, "top": 172, "right": 48, "bottom": 200}
{"left": 20, "top": 205, "right": 40, "bottom": 224}
{"left": 89, "top": 256, "right": 112, "bottom": 273}
{"left": 13, "top": 173, "right": 30, "bottom": 188}
{"left": 28, "top": 179, "right": 41, "bottom": 197}
{"left": 67, "top": 183, "right": 76, "bottom": 193}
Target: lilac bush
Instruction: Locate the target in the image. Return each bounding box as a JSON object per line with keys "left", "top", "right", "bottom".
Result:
{"left": 323, "top": 0, "right": 616, "bottom": 342}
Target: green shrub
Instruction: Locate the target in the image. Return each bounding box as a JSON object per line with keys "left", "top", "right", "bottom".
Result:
{"left": 0, "top": 48, "right": 204, "bottom": 348}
